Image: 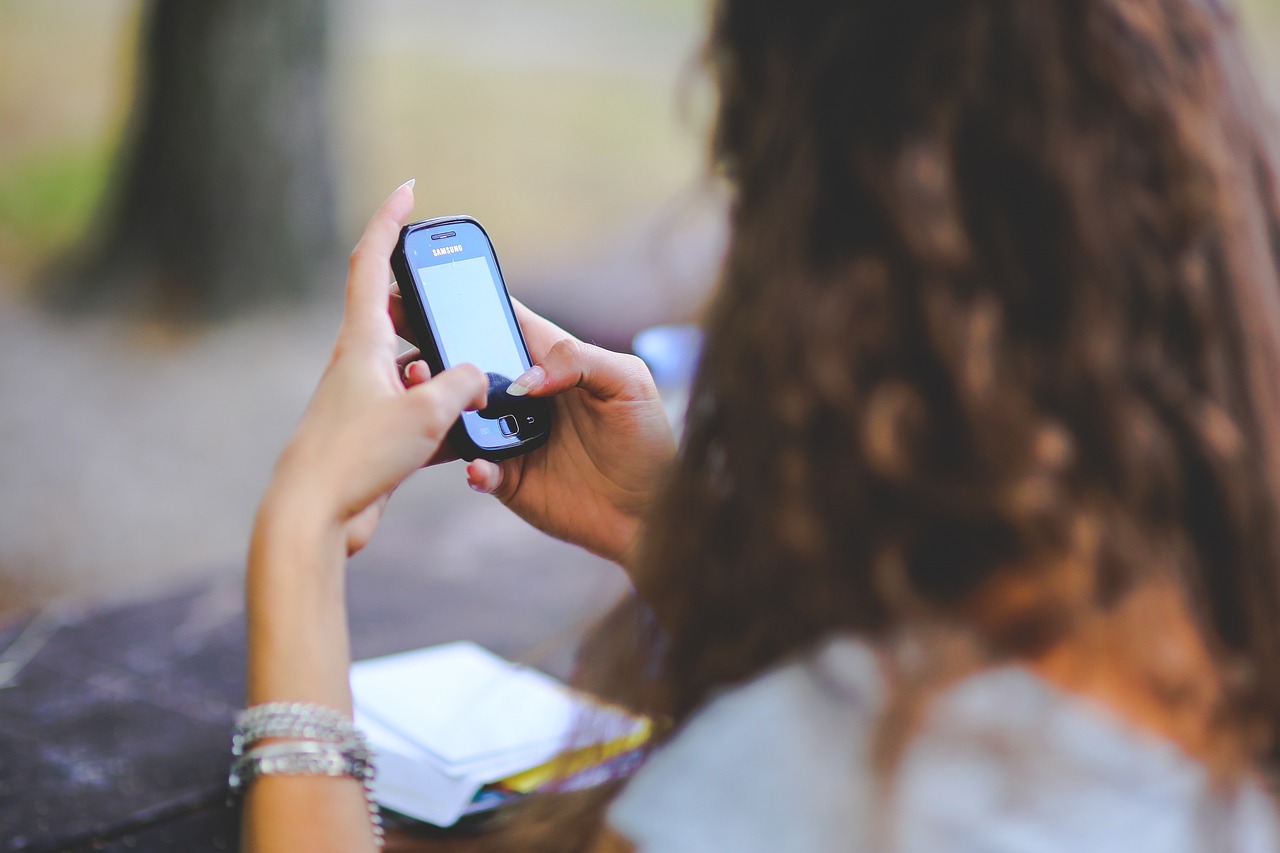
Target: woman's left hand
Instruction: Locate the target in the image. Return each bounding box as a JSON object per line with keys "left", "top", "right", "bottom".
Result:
{"left": 258, "top": 180, "right": 488, "bottom": 555}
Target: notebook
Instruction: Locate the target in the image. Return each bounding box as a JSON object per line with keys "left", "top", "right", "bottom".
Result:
{"left": 351, "top": 641, "right": 648, "bottom": 827}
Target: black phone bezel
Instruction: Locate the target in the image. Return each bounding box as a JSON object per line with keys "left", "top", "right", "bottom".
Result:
{"left": 391, "top": 215, "right": 552, "bottom": 462}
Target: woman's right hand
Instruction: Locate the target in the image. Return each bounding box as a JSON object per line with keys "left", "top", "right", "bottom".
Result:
{"left": 394, "top": 296, "right": 677, "bottom": 570}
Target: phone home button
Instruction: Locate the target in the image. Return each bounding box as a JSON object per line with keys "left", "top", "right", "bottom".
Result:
{"left": 498, "top": 415, "right": 519, "bottom": 437}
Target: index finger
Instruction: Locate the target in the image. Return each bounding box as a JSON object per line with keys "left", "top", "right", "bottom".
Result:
{"left": 345, "top": 180, "right": 416, "bottom": 334}
{"left": 403, "top": 363, "right": 490, "bottom": 433}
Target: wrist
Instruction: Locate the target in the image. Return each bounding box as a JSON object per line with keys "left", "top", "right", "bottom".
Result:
{"left": 249, "top": 505, "right": 348, "bottom": 605}
{"left": 253, "top": 464, "right": 346, "bottom": 557}
{"left": 608, "top": 518, "right": 646, "bottom": 575}
{"left": 259, "top": 435, "right": 353, "bottom": 532}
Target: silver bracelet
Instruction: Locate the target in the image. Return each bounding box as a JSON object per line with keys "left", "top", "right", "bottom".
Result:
{"left": 229, "top": 741, "right": 370, "bottom": 788}
{"left": 230, "top": 703, "right": 384, "bottom": 847}
{"left": 233, "top": 701, "right": 366, "bottom": 755}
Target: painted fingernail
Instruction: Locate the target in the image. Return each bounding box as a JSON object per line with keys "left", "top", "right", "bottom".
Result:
{"left": 469, "top": 479, "right": 490, "bottom": 494}
{"left": 507, "top": 365, "right": 545, "bottom": 396}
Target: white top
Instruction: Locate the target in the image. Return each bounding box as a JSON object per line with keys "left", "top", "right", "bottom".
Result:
{"left": 608, "top": 636, "right": 1280, "bottom": 852}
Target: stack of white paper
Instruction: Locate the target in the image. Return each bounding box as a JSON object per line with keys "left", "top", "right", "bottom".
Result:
{"left": 351, "top": 641, "right": 644, "bottom": 827}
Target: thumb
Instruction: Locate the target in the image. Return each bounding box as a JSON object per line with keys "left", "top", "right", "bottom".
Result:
{"left": 506, "top": 337, "right": 656, "bottom": 402}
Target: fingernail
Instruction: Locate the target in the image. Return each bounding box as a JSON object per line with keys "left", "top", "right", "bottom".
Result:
{"left": 398, "top": 178, "right": 416, "bottom": 191}
{"left": 469, "top": 479, "right": 490, "bottom": 494}
{"left": 507, "top": 365, "right": 545, "bottom": 396}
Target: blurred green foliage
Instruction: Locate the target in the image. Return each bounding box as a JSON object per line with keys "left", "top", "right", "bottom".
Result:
{"left": 0, "top": 0, "right": 136, "bottom": 280}
{"left": 0, "top": 143, "right": 114, "bottom": 280}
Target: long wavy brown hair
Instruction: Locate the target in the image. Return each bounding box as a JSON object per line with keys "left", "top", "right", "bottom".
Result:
{"left": 502, "top": 0, "right": 1280, "bottom": 848}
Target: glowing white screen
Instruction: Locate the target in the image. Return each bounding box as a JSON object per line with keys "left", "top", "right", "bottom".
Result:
{"left": 416, "top": 256, "right": 524, "bottom": 380}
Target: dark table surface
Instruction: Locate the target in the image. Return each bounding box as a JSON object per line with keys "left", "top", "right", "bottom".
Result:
{"left": 0, "top": 531, "right": 627, "bottom": 852}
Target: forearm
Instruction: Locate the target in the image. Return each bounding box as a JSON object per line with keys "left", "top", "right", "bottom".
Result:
{"left": 242, "top": 504, "right": 375, "bottom": 853}
{"left": 246, "top": 508, "right": 351, "bottom": 709}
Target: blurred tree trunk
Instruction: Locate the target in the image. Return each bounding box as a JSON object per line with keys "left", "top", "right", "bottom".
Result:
{"left": 54, "top": 0, "right": 338, "bottom": 320}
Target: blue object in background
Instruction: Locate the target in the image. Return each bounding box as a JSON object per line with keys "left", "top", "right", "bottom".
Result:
{"left": 632, "top": 324, "right": 702, "bottom": 436}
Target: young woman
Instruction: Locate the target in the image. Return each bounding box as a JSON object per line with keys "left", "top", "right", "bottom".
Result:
{"left": 242, "top": 0, "right": 1280, "bottom": 850}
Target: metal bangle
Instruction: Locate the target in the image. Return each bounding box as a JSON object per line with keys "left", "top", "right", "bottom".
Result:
{"left": 233, "top": 702, "right": 365, "bottom": 756}
{"left": 229, "top": 741, "right": 370, "bottom": 789}
{"left": 230, "top": 707, "right": 384, "bottom": 847}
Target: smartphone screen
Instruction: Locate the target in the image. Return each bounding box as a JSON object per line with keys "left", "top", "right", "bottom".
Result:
{"left": 415, "top": 255, "right": 525, "bottom": 380}
{"left": 399, "top": 218, "right": 549, "bottom": 458}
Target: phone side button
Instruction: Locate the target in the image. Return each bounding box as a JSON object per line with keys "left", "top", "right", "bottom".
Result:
{"left": 498, "top": 415, "right": 519, "bottom": 437}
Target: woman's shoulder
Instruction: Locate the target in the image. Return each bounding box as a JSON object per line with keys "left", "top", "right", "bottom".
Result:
{"left": 607, "top": 635, "right": 1280, "bottom": 853}
{"left": 608, "top": 635, "right": 884, "bottom": 853}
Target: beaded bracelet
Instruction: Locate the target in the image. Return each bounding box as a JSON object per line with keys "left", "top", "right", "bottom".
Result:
{"left": 233, "top": 701, "right": 366, "bottom": 754}
{"left": 229, "top": 702, "right": 384, "bottom": 847}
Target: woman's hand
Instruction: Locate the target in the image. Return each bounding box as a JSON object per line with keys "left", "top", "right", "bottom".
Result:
{"left": 259, "top": 181, "right": 488, "bottom": 557}
{"left": 392, "top": 295, "right": 678, "bottom": 570}
{"left": 245, "top": 181, "right": 490, "bottom": 853}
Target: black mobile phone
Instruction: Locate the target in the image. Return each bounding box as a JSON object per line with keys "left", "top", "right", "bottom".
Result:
{"left": 391, "top": 216, "right": 552, "bottom": 462}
